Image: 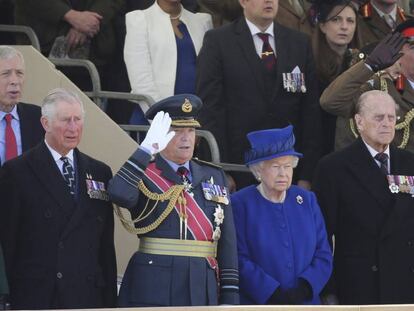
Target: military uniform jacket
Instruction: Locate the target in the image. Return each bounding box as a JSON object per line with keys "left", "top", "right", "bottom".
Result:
{"left": 320, "top": 61, "right": 414, "bottom": 152}
{"left": 313, "top": 138, "right": 414, "bottom": 304}
{"left": 277, "top": 0, "right": 313, "bottom": 36}
{"left": 108, "top": 148, "right": 239, "bottom": 306}
{"left": 356, "top": 5, "right": 406, "bottom": 49}
{"left": 0, "top": 142, "right": 117, "bottom": 310}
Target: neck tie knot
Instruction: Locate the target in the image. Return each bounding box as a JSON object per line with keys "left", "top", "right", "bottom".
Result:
{"left": 4, "top": 113, "right": 13, "bottom": 124}
{"left": 375, "top": 152, "right": 389, "bottom": 175}
{"left": 177, "top": 166, "right": 189, "bottom": 177}
{"left": 383, "top": 14, "right": 395, "bottom": 29}
{"left": 257, "top": 33, "right": 270, "bottom": 44}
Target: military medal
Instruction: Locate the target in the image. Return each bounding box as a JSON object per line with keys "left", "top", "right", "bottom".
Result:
{"left": 213, "top": 205, "right": 223, "bottom": 241}
{"left": 387, "top": 175, "right": 414, "bottom": 196}
{"left": 214, "top": 205, "right": 224, "bottom": 226}
{"left": 300, "top": 73, "right": 306, "bottom": 93}
{"left": 86, "top": 174, "right": 109, "bottom": 201}
{"left": 202, "top": 180, "right": 229, "bottom": 205}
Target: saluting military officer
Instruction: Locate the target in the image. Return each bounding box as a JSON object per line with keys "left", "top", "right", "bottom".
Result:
{"left": 320, "top": 25, "right": 414, "bottom": 152}
{"left": 109, "top": 94, "right": 239, "bottom": 307}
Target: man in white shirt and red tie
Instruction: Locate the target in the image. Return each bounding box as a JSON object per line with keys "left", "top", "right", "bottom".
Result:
{"left": 0, "top": 45, "right": 44, "bottom": 309}
{"left": 197, "top": 0, "right": 321, "bottom": 190}
{"left": 0, "top": 45, "right": 44, "bottom": 166}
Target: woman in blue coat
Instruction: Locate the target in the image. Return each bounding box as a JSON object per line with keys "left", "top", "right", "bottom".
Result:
{"left": 232, "top": 125, "right": 332, "bottom": 305}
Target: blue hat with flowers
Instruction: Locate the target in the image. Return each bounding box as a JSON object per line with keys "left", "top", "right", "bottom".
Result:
{"left": 244, "top": 125, "right": 303, "bottom": 166}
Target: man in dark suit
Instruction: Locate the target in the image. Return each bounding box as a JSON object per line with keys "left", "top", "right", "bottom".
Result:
{"left": 196, "top": 0, "right": 321, "bottom": 189}
{"left": 109, "top": 94, "right": 239, "bottom": 306}
{"left": 0, "top": 46, "right": 44, "bottom": 166}
{"left": 0, "top": 88, "right": 117, "bottom": 310}
{"left": 313, "top": 90, "right": 414, "bottom": 304}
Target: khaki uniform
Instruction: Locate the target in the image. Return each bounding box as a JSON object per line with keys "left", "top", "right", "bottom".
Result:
{"left": 356, "top": 3, "right": 407, "bottom": 48}
{"left": 321, "top": 61, "right": 414, "bottom": 152}
{"left": 277, "top": 0, "right": 313, "bottom": 36}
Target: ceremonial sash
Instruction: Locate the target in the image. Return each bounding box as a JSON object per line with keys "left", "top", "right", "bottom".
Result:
{"left": 144, "top": 163, "right": 217, "bottom": 268}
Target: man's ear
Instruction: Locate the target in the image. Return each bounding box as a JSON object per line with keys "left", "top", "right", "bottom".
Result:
{"left": 354, "top": 113, "right": 363, "bottom": 132}
{"left": 40, "top": 116, "right": 49, "bottom": 132}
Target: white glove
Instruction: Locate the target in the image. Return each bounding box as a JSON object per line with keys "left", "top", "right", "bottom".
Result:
{"left": 141, "top": 111, "right": 175, "bottom": 155}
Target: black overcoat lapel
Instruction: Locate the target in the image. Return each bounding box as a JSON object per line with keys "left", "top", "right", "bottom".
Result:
{"left": 28, "top": 142, "right": 76, "bottom": 216}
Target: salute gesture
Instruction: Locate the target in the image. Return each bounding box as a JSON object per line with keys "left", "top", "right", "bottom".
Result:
{"left": 141, "top": 111, "right": 175, "bottom": 155}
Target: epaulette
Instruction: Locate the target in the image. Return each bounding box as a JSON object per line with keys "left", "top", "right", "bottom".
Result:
{"left": 192, "top": 157, "right": 222, "bottom": 169}
{"left": 359, "top": 3, "right": 407, "bottom": 21}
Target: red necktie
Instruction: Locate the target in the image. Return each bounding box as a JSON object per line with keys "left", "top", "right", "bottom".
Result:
{"left": 5, "top": 114, "right": 17, "bottom": 161}
{"left": 257, "top": 33, "right": 276, "bottom": 72}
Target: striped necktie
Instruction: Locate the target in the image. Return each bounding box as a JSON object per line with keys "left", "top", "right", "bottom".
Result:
{"left": 61, "top": 156, "right": 76, "bottom": 195}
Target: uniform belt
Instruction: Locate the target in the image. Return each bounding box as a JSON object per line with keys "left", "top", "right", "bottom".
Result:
{"left": 139, "top": 237, "right": 217, "bottom": 258}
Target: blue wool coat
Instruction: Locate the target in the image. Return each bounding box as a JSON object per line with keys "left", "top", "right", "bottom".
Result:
{"left": 231, "top": 185, "right": 332, "bottom": 304}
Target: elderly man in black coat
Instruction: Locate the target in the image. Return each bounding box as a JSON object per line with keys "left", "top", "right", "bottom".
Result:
{"left": 0, "top": 88, "right": 117, "bottom": 310}
{"left": 313, "top": 90, "right": 414, "bottom": 304}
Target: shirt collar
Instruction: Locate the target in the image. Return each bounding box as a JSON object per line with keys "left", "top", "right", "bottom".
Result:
{"left": 44, "top": 139, "right": 74, "bottom": 164}
{"left": 161, "top": 154, "right": 190, "bottom": 174}
{"left": 371, "top": 2, "right": 397, "bottom": 20}
{"left": 362, "top": 138, "right": 390, "bottom": 159}
{"left": 0, "top": 105, "right": 20, "bottom": 121}
{"left": 245, "top": 18, "right": 274, "bottom": 38}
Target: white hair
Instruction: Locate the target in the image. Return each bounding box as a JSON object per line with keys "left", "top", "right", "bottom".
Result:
{"left": 0, "top": 46, "right": 25, "bottom": 65}
{"left": 248, "top": 156, "right": 299, "bottom": 180}
{"left": 41, "top": 88, "right": 85, "bottom": 121}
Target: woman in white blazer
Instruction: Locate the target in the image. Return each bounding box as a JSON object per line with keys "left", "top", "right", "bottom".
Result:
{"left": 124, "top": 0, "right": 212, "bottom": 123}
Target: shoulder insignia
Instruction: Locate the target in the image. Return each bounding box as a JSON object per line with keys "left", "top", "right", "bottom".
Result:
{"left": 192, "top": 157, "right": 222, "bottom": 169}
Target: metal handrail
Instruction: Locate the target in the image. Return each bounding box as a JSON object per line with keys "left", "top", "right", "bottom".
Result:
{"left": 0, "top": 24, "right": 41, "bottom": 51}
{"left": 84, "top": 90, "right": 155, "bottom": 107}
{"left": 49, "top": 58, "right": 103, "bottom": 107}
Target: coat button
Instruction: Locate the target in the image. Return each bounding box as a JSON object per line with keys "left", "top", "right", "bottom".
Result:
{"left": 408, "top": 241, "right": 413, "bottom": 247}
{"left": 371, "top": 265, "right": 378, "bottom": 272}
{"left": 44, "top": 210, "right": 52, "bottom": 218}
{"left": 56, "top": 272, "right": 63, "bottom": 279}
{"left": 58, "top": 241, "right": 64, "bottom": 249}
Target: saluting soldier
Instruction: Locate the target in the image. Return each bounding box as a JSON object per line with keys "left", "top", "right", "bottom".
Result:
{"left": 109, "top": 94, "right": 239, "bottom": 307}
{"left": 320, "top": 24, "right": 414, "bottom": 152}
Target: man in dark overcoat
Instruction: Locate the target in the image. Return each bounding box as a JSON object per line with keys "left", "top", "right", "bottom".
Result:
{"left": 313, "top": 90, "right": 414, "bottom": 304}
{"left": 0, "top": 88, "right": 117, "bottom": 309}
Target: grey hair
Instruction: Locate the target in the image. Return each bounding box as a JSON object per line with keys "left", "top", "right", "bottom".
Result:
{"left": 248, "top": 156, "right": 299, "bottom": 180}
{"left": 41, "top": 88, "right": 85, "bottom": 121}
{"left": 354, "top": 90, "right": 396, "bottom": 116}
{"left": 0, "top": 46, "right": 25, "bottom": 65}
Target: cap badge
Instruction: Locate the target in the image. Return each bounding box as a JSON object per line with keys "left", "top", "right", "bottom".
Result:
{"left": 182, "top": 98, "right": 192, "bottom": 113}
